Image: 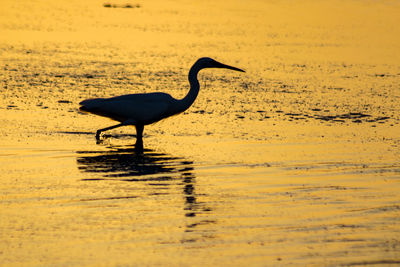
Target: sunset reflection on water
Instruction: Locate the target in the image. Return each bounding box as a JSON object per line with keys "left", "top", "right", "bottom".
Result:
{"left": 1, "top": 0, "right": 400, "bottom": 266}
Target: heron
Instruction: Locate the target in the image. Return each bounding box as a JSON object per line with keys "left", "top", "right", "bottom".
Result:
{"left": 79, "top": 57, "right": 245, "bottom": 149}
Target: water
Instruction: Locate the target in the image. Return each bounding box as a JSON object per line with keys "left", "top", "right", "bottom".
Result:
{"left": 1, "top": 0, "right": 400, "bottom": 266}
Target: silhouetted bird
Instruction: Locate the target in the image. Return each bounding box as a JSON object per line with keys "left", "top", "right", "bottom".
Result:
{"left": 79, "top": 57, "right": 245, "bottom": 149}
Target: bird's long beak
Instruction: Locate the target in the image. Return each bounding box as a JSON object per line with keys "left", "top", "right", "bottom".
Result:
{"left": 215, "top": 61, "right": 245, "bottom": 72}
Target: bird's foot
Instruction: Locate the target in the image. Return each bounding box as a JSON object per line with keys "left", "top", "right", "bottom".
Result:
{"left": 95, "top": 130, "right": 105, "bottom": 144}
{"left": 95, "top": 130, "right": 102, "bottom": 140}
{"left": 96, "top": 139, "right": 104, "bottom": 145}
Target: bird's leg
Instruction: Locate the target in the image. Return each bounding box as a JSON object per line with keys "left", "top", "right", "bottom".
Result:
{"left": 96, "top": 123, "right": 124, "bottom": 140}
{"left": 134, "top": 124, "right": 144, "bottom": 150}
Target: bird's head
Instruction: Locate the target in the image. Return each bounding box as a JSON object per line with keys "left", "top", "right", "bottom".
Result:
{"left": 195, "top": 57, "right": 245, "bottom": 72}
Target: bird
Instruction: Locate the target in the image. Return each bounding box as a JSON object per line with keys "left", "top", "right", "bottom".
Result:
{"left": 79, "top": 57, "right": 245, "bottom": 149}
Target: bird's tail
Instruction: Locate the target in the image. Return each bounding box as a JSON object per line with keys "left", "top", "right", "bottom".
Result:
{"left": 79, "top": 98, "right": 105, "bottom": 112}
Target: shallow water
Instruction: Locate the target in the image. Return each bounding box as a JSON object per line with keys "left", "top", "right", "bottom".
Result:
{"left": 1, "top": 0, "right": 400, "bottom": 266}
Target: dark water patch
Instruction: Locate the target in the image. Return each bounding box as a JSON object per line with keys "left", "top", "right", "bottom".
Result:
{"left": 335, "top": 224, "right": 365, "bottom": 229}
{"left": 121, "top": 176, "right": 174, "bottom": 182}
{"left": 278, "top": 111, "right": 390, "bottom": 124}
{"left": 283, "top": 225, "right": 330, "bottom": 233}
{"left": 285, "top": 113, "right": 307, "bottom": 121}
{"left": 349, "top": 205, "right": 400, "bottom": 214}
{"left": 83, "top": 74, "right": 95, "bottom": 79}
{"left": 58, "top": 100, "right": 72, "bottom": 104}
{"left": 79, "top": 195, "right": 138, "bottom": 202}
{"left": 284, "top": 222, "right": 373, "bottom": 235}
{"left": 345, "top": 259, "right": 400, "bottom": 266}
{"left": 323, "top": 238, "right": 365, "bottom": 243}
{"left": 152, "top": 70, "right": 179, "bottom": 78}
{"left": 292, "top": 64, "right": 307, "bottom": 68}
{"left": 280, "top": 162, "right": 400, "bottom": 177}
{"left": 275, "top": 89, "right": 297, "bottom": 94}
{"left": 327, "top": 87, "right": 345, "bottom": 91}
{"left": 285, "top": 113, "right": 302, "bottom": 116}
{"left": 374, "top": 73, "right": 395, "bottom": 78}
{"left": 291, "top": 185, "right": 353, "bottom": 192}
{"left": 148, "top": 192, "right": 169, "bottom": 196}
{"left": 310, "top": 112, "right": 391, "bottom": 124}
{"left": 59, "top": 131, "right": 94, "bottom": 135}
{"left": 186, "top": 220, "right": 217, "bottom": 229}
{"left": 316, "top": 112, "right": 371, "bottom": 121}
{"left": 103, "top": 3, "right": 141, "bottom": 8}
{"left": 366, "top": 116, "right": 391, "bottom": 123}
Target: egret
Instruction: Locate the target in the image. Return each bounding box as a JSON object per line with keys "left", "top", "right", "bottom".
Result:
{"left": 79, "top": 57, "right": 245, "bottom": 149}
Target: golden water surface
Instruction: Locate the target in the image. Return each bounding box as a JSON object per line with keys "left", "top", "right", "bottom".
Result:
{"left": 1, "top": 0, "right": 400, "bottom": 266}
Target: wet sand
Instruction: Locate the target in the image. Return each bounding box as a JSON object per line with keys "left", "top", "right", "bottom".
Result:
{"left": 1, "top": 0, "right": 400, "bottom": 266}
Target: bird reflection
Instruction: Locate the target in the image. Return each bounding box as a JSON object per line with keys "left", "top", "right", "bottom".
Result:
{"left": 76, "top": 145, "right": 214, "bottom": 241}
{"left": 77, "top": 146, "right": 190, "bottom": 180}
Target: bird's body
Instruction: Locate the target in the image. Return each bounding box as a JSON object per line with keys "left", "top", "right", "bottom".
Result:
{"left": 79, "top": 57, "right": 244, "bottom": 149}
{"left": 80, "top": 92, "right": 179, "bottom": 125}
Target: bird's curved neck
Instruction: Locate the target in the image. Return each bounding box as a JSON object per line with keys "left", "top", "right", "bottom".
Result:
{"left": 175, "top": 64, "right": 201, "bottom": 114}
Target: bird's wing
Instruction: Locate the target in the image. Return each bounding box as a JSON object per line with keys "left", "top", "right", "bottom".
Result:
{"left": 80, "top": 93, "right": 174, "bottom": 124}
